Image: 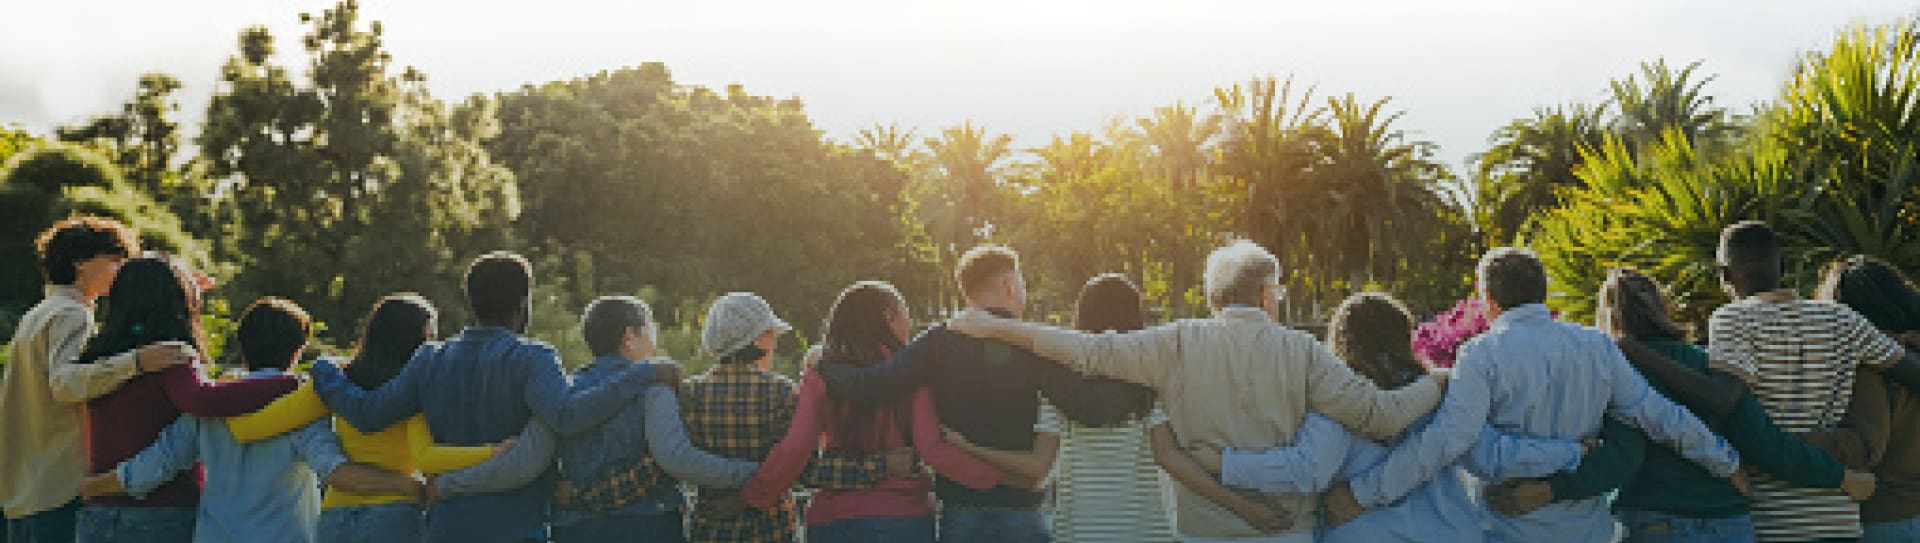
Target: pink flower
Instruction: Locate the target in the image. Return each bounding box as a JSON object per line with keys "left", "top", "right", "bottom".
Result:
{"left": 1412, "top": 297, "right": 1490, "bottom": 369}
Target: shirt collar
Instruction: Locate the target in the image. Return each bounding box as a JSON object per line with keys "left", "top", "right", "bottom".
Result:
{"left": 1491, "top": 303, "right": 1552, "bottom": 330}
{"left": 45, "top": 285, "right": 88, "bottom": 307}
{"left": 459, "top": 326, "right": 514, "bottom": 339}
{"left": 1216, "top": 306, "right": 1274, "bottom": 323}
{"left": 1750, "top": 288, "right": 1800, "bottom": 303}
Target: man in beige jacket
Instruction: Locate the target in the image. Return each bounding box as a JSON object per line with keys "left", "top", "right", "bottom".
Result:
{"left": 0, "top": 216, "right": 191, "bottom": 543}
{"left": 949, "top": 240, "right": 1446, "bottom": 543}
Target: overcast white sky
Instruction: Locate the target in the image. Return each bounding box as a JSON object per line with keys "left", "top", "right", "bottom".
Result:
{"left": 0, "top": 0, "right": 1910, "bottom": 169}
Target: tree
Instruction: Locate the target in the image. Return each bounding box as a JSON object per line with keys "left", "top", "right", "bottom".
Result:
{"left": 1609, "top": 59, "right": 1742, "bottom": 152}
{"left": 57, "top": 73, "right": 184, "bottom": 199}
{"left": 1467, "top": 103, "right": 1609, "bottom": 245}
{"left": 198, "top": 0, "right": 519, "bottom": 337}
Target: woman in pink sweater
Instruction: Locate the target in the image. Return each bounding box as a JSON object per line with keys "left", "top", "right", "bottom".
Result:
{"left": 739, "top": 281, "right": 1002, "bottom": 543}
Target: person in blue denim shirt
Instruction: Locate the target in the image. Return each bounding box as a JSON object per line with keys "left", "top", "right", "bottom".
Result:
{"left": 551, "top": 296, "right": 760, "bottom": 543}
{"left": 305, "top": 252, "right": 675, "bottom": 543}
{"left": 1320, "top": 248, "right": 1742, "bottom": 543}
{"left": 79, "top": 299, "right": 422, "bottom": 543}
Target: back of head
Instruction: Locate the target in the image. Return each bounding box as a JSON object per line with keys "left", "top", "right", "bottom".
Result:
{"left": 464, "top": 252, "right": 532, "bottom": 328}
{"left": 1477, "top": 247, "right": 1547, "bottom": 311}
{"left": 236, "top": 297, "right": 312, "bottom": 372}
{"left": 820, "top": 281, "right": 910, "bottom": 452}
{"left": 583, "top": 295, "right": 652, "bottom": 358}
{"left": 822, "top": 281, "right": 907, "bottom": 367}
{"left": 1204, "top": 240, "right": 1280, "bottom": 309}
{"left": 702, "top": 292, "right": 789, "bottom": 364}
{"left": 80, "top": 255, "right": 201, "bottom": 364}
{"left": 35, "top": 215, "right": 138, "bottom": 285}
{"left": 955, "top": 244, "right": 1020, "bottom": 305}
{"left": 1596, "top": 267, "right": 1688, "bottom": 342}
{"left": 346, "top": 294, "right": 438, "bottom": 389}
{"left": 1818, "top": 255, "right": 1920, "bottom": 334}
{"left": 1327, "top": 292, "right": 1428, "bottom": 389}
{"left": 1066, "top": 274, "right": 1157, "bottom": 424}
{"left": 1718, "top": 221, "right": 1782, "bottom": 293}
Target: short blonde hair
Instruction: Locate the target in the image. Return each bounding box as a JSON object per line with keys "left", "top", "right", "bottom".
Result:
{"left": 1204, "top": 240, "right": 1280, "bottom": 308}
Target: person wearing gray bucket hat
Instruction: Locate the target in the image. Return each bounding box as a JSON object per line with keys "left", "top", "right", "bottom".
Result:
{"left": 701, "top": 293, "right": 793, "bottom": 367}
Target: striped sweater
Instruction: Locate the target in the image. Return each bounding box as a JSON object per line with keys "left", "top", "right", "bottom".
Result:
{"left": 1705, "top": 289, "right": 1905, "bottom": 540}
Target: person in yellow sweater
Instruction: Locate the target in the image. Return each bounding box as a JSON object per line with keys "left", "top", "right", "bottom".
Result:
{"left": 224, "top": 294, "right": 511, "bottom": 543}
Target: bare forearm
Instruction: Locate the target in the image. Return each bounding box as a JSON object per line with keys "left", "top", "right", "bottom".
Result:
{"left": 326, "top": 463, "right": 420, "bottom": 498}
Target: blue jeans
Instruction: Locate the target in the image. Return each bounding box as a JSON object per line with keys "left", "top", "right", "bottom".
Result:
{"left": 551, "top": 512, "right": 684, "bottom": 543}
{"left": 1619, "top": 509, "right": 1756, "bottom": 543}
{"left": 1863, "top": 517, "right": 1920, "bottom": 543}
{"left": 318, "top": 503, "right": 422, "bottom": 543}
{"left": 6, "top": 500, "right": 79, "bottom": 543}
{"left": 74, "top": 506, "right": 193, "bottom": 543}
{"left": 807, "top": 515, "right": 934, "bottom": 543}
{"left": 939, "top": 508, "right": 1047, "bottom": 543}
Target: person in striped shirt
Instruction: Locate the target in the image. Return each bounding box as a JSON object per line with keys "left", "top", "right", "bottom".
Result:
{"left": 1706, "top": 221, "right": 1910, "bottom": 542}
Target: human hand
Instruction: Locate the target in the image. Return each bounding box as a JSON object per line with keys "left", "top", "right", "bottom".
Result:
{"left": 1321, "top": 482, "right": 1364, "bottom": 527}
{"left": 1842, "top": 470, "right": 1877, "bottom": 502}
{"left": 1429, "top": 368, "right": 1451, "bottom": 392}
{"left": 552, "top": 479, "right": 572, "bottom": 509}
{"left": 136, "top": 341, "right": 195, "bottom": 373}
{"left": 941, "top": 426, "right": 973, "bottom": 449}
{"left": 1226, "top": 495, "right": 1289, "bottom": 533}
{"left": 1485, "top": 478, "right": 1554, "bottom": 516}
{"left": 80, "top": 473, "right": 127, "bottom": 499}
{"left": 1729, "top": 466, "right": 1753, "bottom": 497}
{"left": 701, "top": 489, "right": 747, "bottom": 518}
{"left": 424, "top": 475, "right": 441, "bottom": 507}
{"left": 884, "top": 447, "right": 920, "bottom": 480}
{"left": 492, "top": 438, "right": 518, "bottom": 457}
{"left": 405, "top": 477, "right": 428, "bottom": 506}
{"left": 646, "top": 359, "right": 685, "bottom": 387}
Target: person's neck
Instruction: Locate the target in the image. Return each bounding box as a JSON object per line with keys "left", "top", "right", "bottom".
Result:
{"left": 966, "top": 300, "right": 1018, "bottom": 318}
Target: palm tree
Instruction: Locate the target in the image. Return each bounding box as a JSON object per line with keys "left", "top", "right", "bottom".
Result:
{"left": 1136, "top": 102, "right": 1221, "bottom": 190}
{"left": 855, "top": 123, "right": 920, "bottom": 167}
{"left": 1467, "top": 103, "right": 1609, "bottom": 244}
{"left": 1609, "top": 59, "right": 1742, "bottom": 151}
{"left": 926, "top": 121, "right": 1014, "bottom": 242}
{"left": 1316, "top": 93, "right": 1455, "bottom": 289}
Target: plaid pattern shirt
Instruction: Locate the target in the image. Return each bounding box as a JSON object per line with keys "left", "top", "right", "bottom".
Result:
{"left": 680, "top": 363, "right": 802, "bottom": 543}
{"left": 568, "top": 445, "right": 898, "bottom": 514}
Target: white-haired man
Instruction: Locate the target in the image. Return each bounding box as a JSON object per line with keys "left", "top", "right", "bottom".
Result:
{"left": 948, "top": 240, "right": 1446, "bottom": 542}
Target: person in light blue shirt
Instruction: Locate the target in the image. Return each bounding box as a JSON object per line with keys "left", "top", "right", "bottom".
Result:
{"left": 1198, "top": 292, "right": 1586, "bottom": 543}
{"left": 79, "top": 298, "right": 422, "bottom": 543}
{"left": 1320, "top": 248, "right": 1742, "bottom": 543}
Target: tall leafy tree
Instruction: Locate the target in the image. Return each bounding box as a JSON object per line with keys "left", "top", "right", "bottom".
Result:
{"left": 1467, "top": 103, "right": 1609, "bottom": 244}
{"left": 198, "top": 0, "right": 518, "bottom": 336}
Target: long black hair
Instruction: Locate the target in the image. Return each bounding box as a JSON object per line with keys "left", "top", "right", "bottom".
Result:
{"left": 343, "top": 294, "right": 439, "bottom": 390}
{"left": 78, "top": 255, "right": 206, "bottom": 365}
{"left": 1065, "top": 274, "right": 1156, "bottom": 425}
{"left": 1326, "top": 292, "right": 1428, "bottom": 390}
{"left": 819, "top": 281, "right": 913, "bottom": 454}
{"left": 1818, "top": 255, "right": 1920, "bottom": 334}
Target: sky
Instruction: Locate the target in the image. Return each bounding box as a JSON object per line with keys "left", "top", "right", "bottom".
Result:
{"left": 0, "top": 0, "right": 1911, "bottom": 170}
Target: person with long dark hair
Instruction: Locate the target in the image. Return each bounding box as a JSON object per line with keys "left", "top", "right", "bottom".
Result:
{"left": 1485, "top": 267, "right": 1875, "bottom": 542}
{"left": 221, "top": 294, "right": 509, "bottom": 543}
{"left": 740, "top": 282, "right": 1001, "bottom": 543}
{"left": 70, "top": 255, "right": 299, "bottom": 543}
{"left": 1, "top": 216, "right": 189, "bottom": 543}
{"left": 1818, "top": 256, "right": 1920, "bottom": 543}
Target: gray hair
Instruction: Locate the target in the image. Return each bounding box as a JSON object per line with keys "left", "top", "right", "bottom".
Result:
{"left": 1205, "top": 240, "right": 1281, "bottom": 309}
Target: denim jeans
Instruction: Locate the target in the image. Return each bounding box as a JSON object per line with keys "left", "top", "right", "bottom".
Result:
{"left": 74, "top": 506, "right": 193, "bottom": 543}
{"left": 939, "top": 508, "right": 1048, "bottom": 543}
{"left": 806, "top": 515, "right": 934, "bottom": 543}
{"left": 317, "top": 503, "right": 423, "bottom": 543}
{"left": 1618, "top": 509, "right": 1757, "bottom": 543}
{"left": 1863, "top": 517, "right": 1920, "bottom": 543}
{"left": 551, "top": 512, "right": 684, "bottom": 543}
{"left": 5, "top": 500, "right": 79, "bottom": 543}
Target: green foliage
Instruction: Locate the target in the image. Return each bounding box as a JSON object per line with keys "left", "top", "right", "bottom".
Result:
{"left": 488, "top": 64, "right": 922, "bottom": 347}
{"left": 1536, "top": 19, "right": 1920, "bottom": 328}
{"left": 198, "top": 0, "right": 519, "bottom": 341}
{"left": 0, "top": 143, "right": 203, "bottom": 317}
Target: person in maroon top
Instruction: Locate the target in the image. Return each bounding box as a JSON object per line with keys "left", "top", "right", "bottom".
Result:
{"left": 71, "top": 255, "right": 297, "bottom": 543}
